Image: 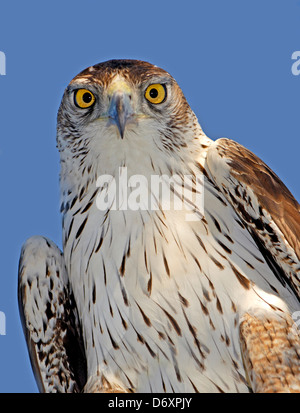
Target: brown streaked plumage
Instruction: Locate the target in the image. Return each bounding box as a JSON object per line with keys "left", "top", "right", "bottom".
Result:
{"left": 207, "top": 138, "right": 300, "bottom": 298}
{"left": 71, "top": 60, "right": 171, "bottom": 87}
{"left": 19, "top": 59, "right": 300, "bottom": 393}
{"left": 210, "top": 138, "right": 300, "bottom": 261}
{"left": 18, "top": 237, "right": 87, "bottom": 392}
{"left": 240, "top": 313, "right": 300, "bottom": 392}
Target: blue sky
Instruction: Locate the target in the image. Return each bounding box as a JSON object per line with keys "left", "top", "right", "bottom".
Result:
{"left": 0, "top": 0, "right": 299, "bottom": 392}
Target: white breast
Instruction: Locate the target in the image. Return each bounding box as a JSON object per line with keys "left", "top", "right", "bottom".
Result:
{"left": 61, "top": 148, "right": 298, "bottom": 393}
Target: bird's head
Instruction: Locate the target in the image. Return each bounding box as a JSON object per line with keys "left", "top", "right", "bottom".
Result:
{"left": 57, "top": 60, "right": 204, "bottom": 178}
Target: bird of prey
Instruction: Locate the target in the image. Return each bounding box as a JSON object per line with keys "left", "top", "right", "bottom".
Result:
{"left": 18, "top": 59, "right": 300, "bottom": 393}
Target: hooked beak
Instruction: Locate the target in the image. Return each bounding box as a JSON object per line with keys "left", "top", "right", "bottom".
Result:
{"left": 108, "top": 91, "right": 133, "bottom": 139}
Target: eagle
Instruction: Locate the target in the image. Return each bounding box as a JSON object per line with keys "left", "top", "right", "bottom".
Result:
{"left": 18, "top": 59, "right": 300, "bottom": 393}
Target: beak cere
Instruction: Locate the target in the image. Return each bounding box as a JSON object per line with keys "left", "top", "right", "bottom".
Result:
{"left": 108, "top": 91, "right": 133, "bottom": 139}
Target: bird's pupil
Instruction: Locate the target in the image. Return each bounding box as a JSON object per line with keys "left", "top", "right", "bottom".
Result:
{"left": 83, "top": 92, "right": 92, "bottom": 103}
{"left": 149, "top": 88, "right": 158, "bottom": 99}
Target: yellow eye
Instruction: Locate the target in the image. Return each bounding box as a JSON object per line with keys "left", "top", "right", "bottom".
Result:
{"left": 74, "top": 89, "right": 95, "bottom": 108}
{"left": 145, "top": 84, "right": 166, "bottom": 104}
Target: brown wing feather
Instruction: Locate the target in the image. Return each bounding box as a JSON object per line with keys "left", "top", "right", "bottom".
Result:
{"left": 18, "top": 236, "right": 87, "bottom": 392}
{"left": 206, "top": 138, "right": 300, "bottom": 296}
{"left": 218, "top": 138, "right": 300, "bottom": 259}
